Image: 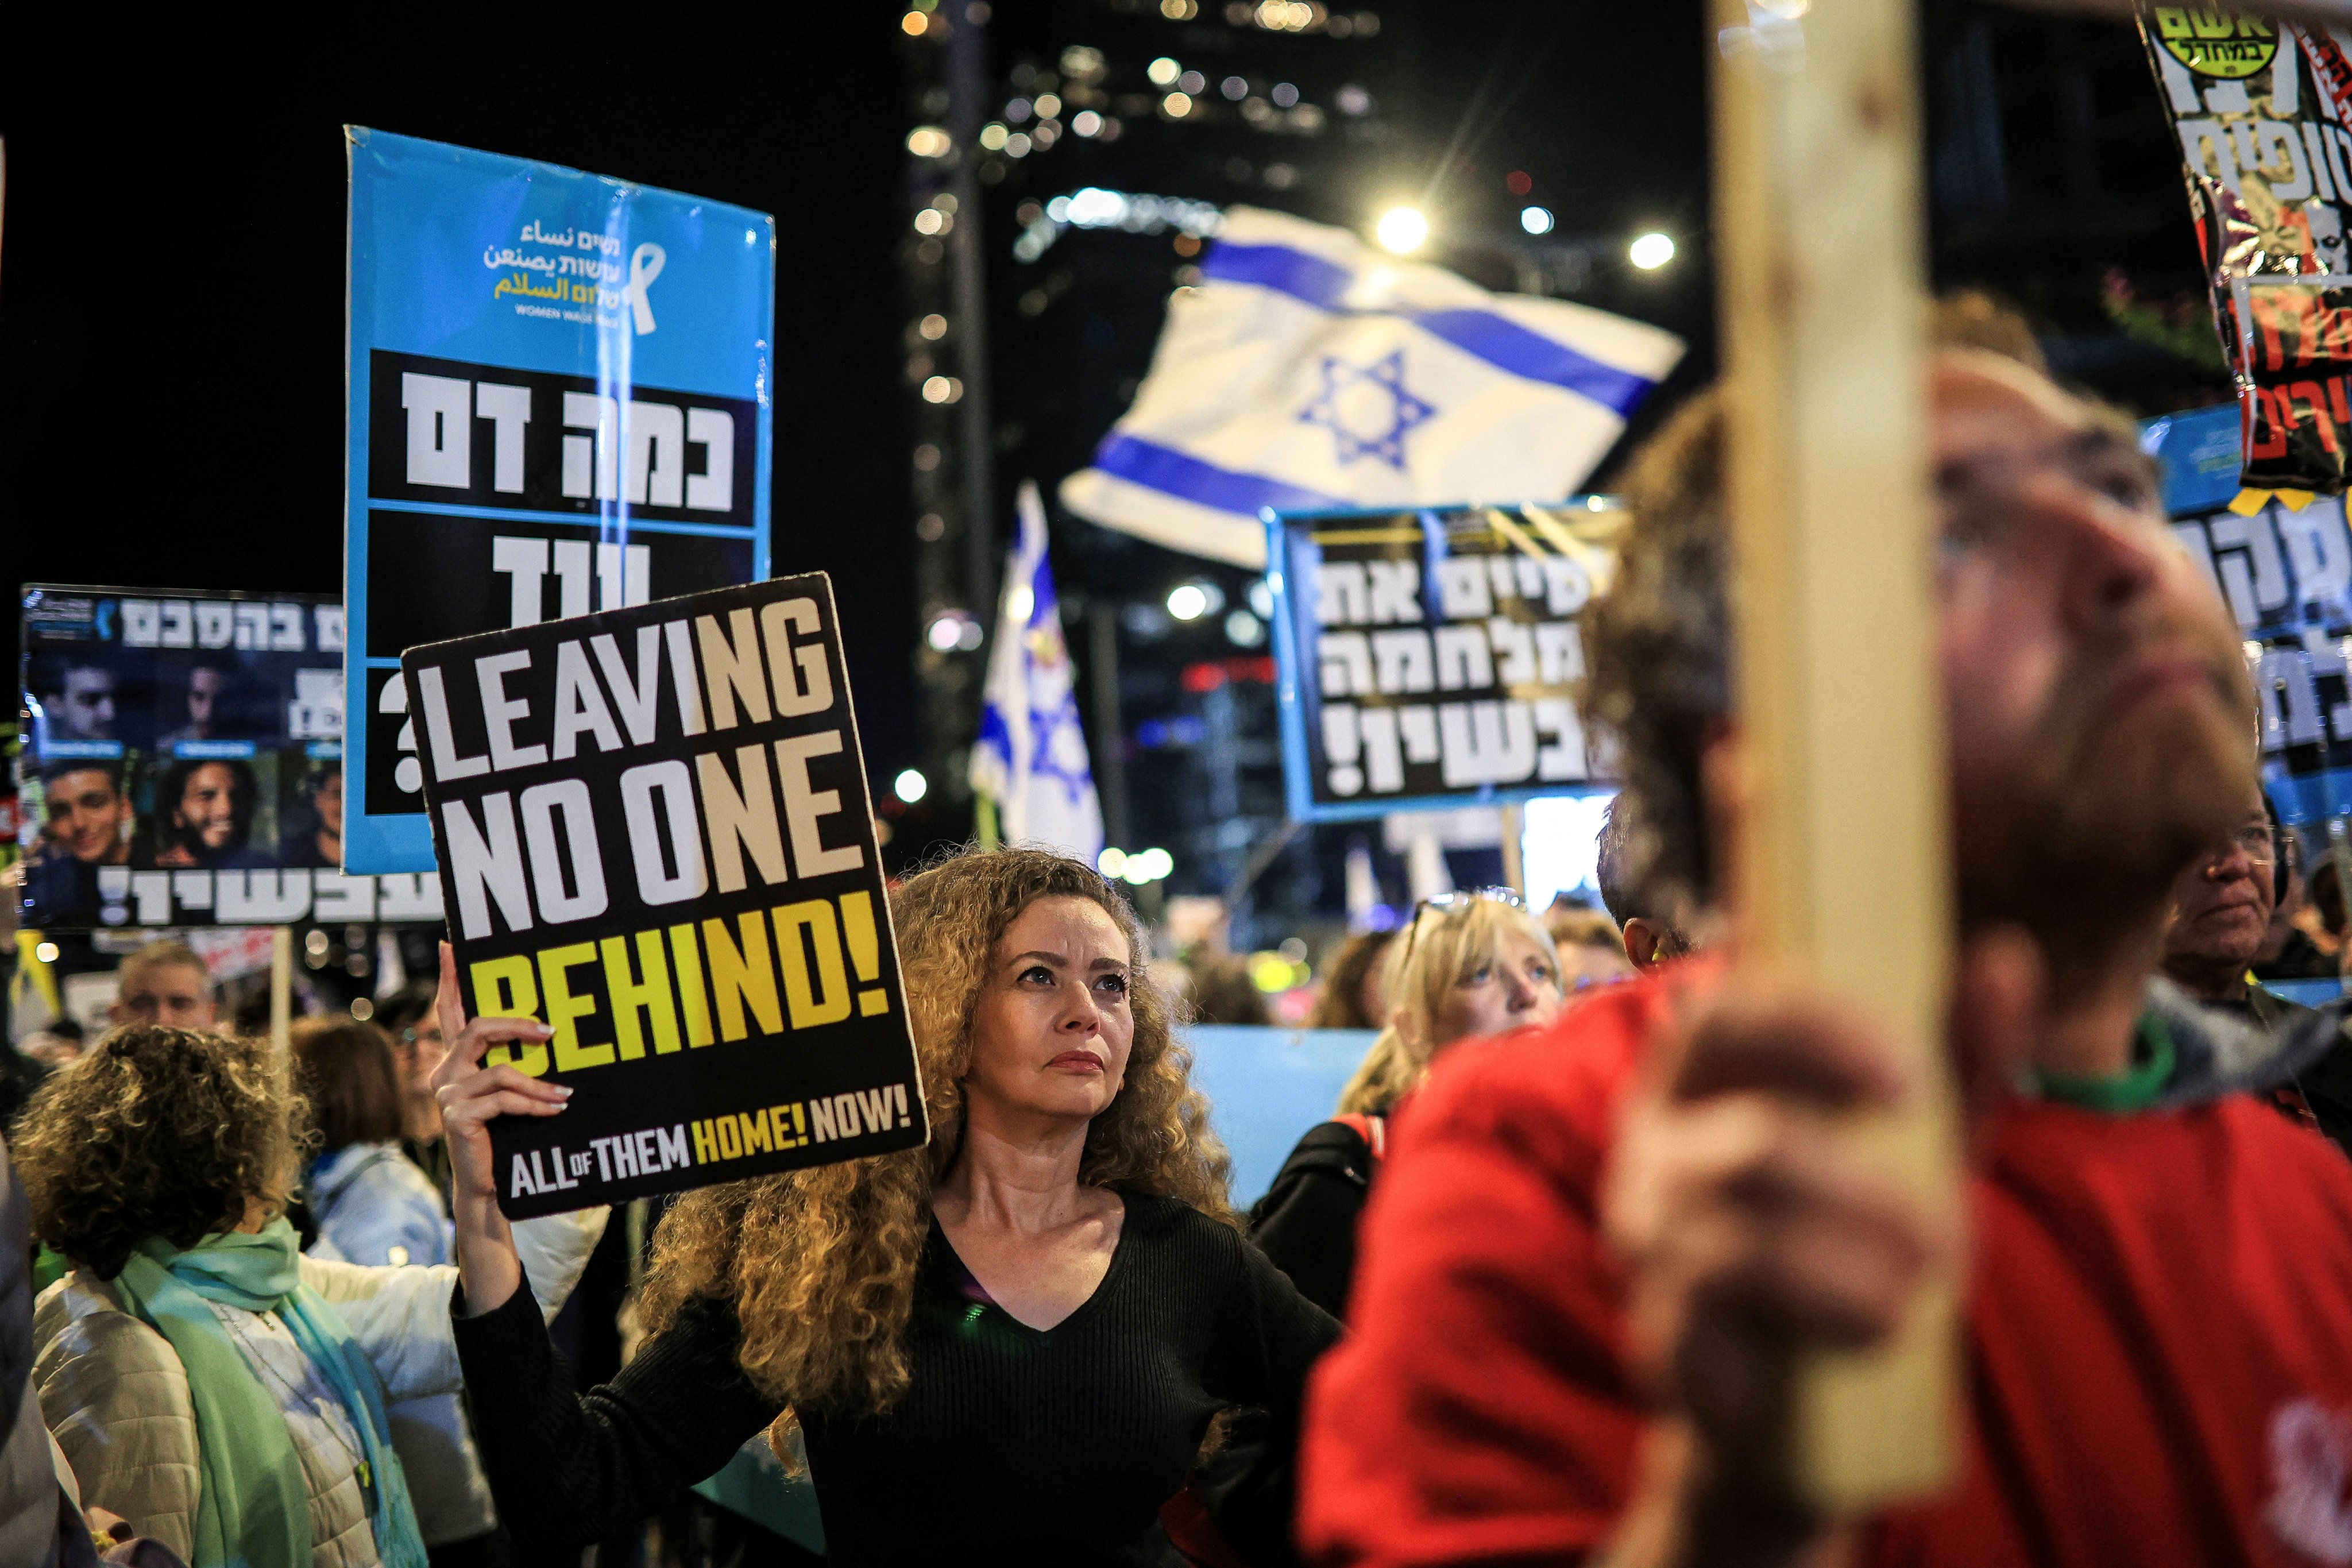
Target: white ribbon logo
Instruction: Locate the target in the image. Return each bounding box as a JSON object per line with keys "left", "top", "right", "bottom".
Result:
{"left": 623, "top": 242, "right": 666, "bottom": 336}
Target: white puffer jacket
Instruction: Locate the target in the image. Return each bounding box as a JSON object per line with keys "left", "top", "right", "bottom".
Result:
{"left": 33, "top": 1210, "right": 604, "bottom": 1568}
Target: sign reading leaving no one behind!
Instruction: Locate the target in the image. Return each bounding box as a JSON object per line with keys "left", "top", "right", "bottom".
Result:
{"left": 403, "top": 576, "right": 925, "bottom": 1218}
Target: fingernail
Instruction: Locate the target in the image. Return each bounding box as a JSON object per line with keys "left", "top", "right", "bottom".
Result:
{"left": 553, "top": 1086, "right": 574, "bottom": 1098}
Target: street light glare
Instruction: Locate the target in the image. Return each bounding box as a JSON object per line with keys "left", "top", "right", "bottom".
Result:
{"left": 1629, "top": 231, "right": 1677, "bottom": 271}
{"left": 893, "top": 768, "right": 929, "bottom": 804}
{"left": 1519, "top": 206, "right": 1554, "bottom": 236}
{"left": 1167, "top": 584, "right": 1211, "bottom": 621}
{"left": 1375, "top": 206, "right": 1429, "bottom": 254}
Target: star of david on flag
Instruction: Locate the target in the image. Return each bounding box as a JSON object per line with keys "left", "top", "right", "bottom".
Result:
{"left": 1060, "top": 206, "right": 1685, "bottom": 568}
{"left": 971, "top": 482, "right": 1105, "bottom": 862}
{"left": 1299, "top": 350, "right": 1438, "bottom": 469}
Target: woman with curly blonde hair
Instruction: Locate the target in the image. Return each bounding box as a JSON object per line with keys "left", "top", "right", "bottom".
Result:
{"left": 442, "top": 846, "right": 1338, "bottom": 1565}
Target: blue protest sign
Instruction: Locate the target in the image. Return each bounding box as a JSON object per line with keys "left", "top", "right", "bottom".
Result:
{"left": 1265, "top": 502, "right": 1618, "bottom": 823}
{"left": 2149, "top": 403, "right": 2352, "bottom": 827}
{"left": 345, "top": 128, "right": 774, "bottom": 872}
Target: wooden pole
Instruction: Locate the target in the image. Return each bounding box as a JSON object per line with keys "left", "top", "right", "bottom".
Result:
{"left": 1500, "top": 804, "right": 1527, "bottom": 901}
{"left": 270, "top": 927, "right": 293, "bottom": 1056}
{"left": 1710, "top": 0, "right": 1961, "bottom": 1512}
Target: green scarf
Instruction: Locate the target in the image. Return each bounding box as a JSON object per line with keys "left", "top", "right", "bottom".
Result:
{"left": 110, "top": 1218, "right": 430, "bottom": 1568}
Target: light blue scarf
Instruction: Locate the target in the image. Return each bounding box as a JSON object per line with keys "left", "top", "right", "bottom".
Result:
{"left": 111, "top": 1218, "right": 430, "bottom": 1568}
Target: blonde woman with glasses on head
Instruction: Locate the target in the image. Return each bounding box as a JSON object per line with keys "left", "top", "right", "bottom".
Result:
{"left": 1249, "top": 891, "right": 1566, "bottom": 1319}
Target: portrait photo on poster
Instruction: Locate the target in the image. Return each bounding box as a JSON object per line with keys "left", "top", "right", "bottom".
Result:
{"left": 400, "top": 574, "right": 925, "bottom": 1217}
{"left": 15, "top": 585, "right": 445, "bottom": 931}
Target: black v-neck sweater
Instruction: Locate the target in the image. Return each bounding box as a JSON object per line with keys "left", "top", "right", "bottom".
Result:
{"left": 451, "top": 1192, "right": 1339, "bottom": 1565}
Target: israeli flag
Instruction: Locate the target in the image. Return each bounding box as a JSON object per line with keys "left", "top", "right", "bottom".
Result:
{"left": 971, "top": 482, "right": 1105, "bottom": 861}
{"left": 1060, "top": 206, "right": 1685, "bottom": 569}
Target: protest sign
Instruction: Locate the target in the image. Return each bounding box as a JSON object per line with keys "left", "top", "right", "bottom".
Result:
{"left": 346, "top": 128, "right": 776, "bottom": 874}
{"left": 2139, "top": 15, "right": 2352, "bottom": 493}
{"left": 2148, "top": 401, "right": 2352, "bottom": 824}
{"left": 1265, "top": 503, "right": 1619, "bottom": 822}
{"left": 403, "top": 575, "right": 924, "bottom": 1216}
{"left": 15, "top": 585, "right": 443, "bottom": 929}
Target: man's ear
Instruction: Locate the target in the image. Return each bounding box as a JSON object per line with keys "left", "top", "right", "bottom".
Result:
{"left": 1624, "top": 918, "right": 1668, "bottom": 973}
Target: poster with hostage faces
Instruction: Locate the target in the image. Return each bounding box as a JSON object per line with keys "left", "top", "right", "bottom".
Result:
{"left": 15, "top": 586, "right": 443, "bottom": 930}
{"left": 2142, "top": 13, "right": 2352, "bottom": 492}
{"left": 1265, "top": 503, "right": 1619, "bottom": 822}
{"left": 2146, "top": 403, "right": 2352, "bottom": 826}
{"left": 403, "top": 574, "right": 925, "bottom": 1217}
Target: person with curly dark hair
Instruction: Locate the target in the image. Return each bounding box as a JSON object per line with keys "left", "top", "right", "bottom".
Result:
{"left": 148, "top": 758, "right": 265, "bottom": 871}
{"left": 439, "top": 845, "right": 1340, "bottom": 1565}
{"left": 20, "top": 1026, "right": 603, "bottom": 1568}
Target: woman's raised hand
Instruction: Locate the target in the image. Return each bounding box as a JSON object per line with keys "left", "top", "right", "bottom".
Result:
{"left": 433, "top": 941, "right": 567, "bottom": 1311}
{"left": 432, "top": 942, "right": 569, "bottom": 1203}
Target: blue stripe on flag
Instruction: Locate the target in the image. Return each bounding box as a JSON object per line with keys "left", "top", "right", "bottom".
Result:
{"left": 1200, "top": 239, "right": 1658, "bottom": 414}
{"left": 1199, "top": 242, "right": 1353, "bottom": 310}
{"left": 1408, "top": 309, "right": 1652, "bottom": 415}
{"left": 1091, "top": 434, "right": 1349, "bottom": 516}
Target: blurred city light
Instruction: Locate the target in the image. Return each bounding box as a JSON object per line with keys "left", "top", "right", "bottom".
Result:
{"left": 894, "top": 768, "right": 929, "bottom": 804}
{"left": 1375, "top": 206, "right": 1429, "bottom": 254}
{"left": 928, "top": 611, "right": 987, "bottom": 653}
{"left": 1162, "top": 92, "right": 1195, "bottom": 118}
{"left": 921, "top": 376, "right": 963, "bottom": 404}
{"left": 900, "top": 10, "right": 928, "bottom": 36}
{"left": 1247, "top": 579, "right": 1275, "bottom": 617}
{"left": 918, "top": 313, "right": 948, "bottom": 340}
{"left": 1098, "top": 847, "right": 1129, "bottom": 878}
{"left": 34, "top": 941, "right": 59, "bottom": 964}
{"left": 1122, "top": 848, "right": 1175, "bottom": 885}
{"left": 906, "top": 127, "right": 952, "bottom": 158}
{"left": 1167, "top": 584, "right": 1210, "bottom": 621}
{"left": 1222, "top": 76, "right": 1249, "bottom": 101}
{"left": 1629, "top": 231, "right": 1677, "bottom": 271}
{"left": 1072, "top": 111, "right": 1104, "bottom": 137}
{"left": 1148, "top": 57, "right": 1182, "bottom": 87}
{"left": 1224, "top": 609, "right": 1265, "bottom": 646}
{"left": 1520, "top": 206, "right": 1555, "bottom": 235}
{"left": 1034, "top": 93, "right": 1062, "bottom": 119}
{"left": 979, "top": 123, "right": 1010, "bottom": 152}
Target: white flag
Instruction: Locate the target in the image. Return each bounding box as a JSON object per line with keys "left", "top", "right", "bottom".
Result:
{"left": 971, "top": 483, "right": 1104, "bottom": 862}
{"left": 1061, "top": 206, "right": 1684, "bottom": 568}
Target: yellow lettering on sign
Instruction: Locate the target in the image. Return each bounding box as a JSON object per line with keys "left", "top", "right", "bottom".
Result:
{"left": 774, "top": 898, "right": 852, "bottom": 1029}
{"left": 473, "top": 955, "right": 548, "bottom": 1076}
{"left": 601, "top": 930, "right": 681, "bottom": 1059}
{"left": 705, "top": 912, "right": 783, "bottom": 1041}
{"left": 539, "top": 943, "right": 612, "bottom": 1071}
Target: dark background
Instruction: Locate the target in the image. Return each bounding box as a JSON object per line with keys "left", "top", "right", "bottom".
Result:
{"left": 3, "top": 2, "right": 2233, "bottom": 928}
{"left": 0, "top": 11, "right": 919, "bottom": 776}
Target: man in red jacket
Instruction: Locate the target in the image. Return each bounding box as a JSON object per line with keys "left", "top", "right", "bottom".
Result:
{"left": 1297, "top": 350, "right": 2352, "bottom": 1568}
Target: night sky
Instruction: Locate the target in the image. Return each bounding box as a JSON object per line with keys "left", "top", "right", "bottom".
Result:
{"left": 0, "top": 11, "right": 921, "bottom": 777}
{"left": 0, "top": 3, "right": 2218, "bottom": 820}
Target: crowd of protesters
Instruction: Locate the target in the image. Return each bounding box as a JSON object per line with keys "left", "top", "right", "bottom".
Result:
{"left": 7, "top": 315, "right": 2352, "bottom": 1568}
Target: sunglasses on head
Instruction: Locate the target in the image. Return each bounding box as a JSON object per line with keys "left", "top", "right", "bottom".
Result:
{"left": 1395, "top": 887, "right": 1528, "bottom": 971}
